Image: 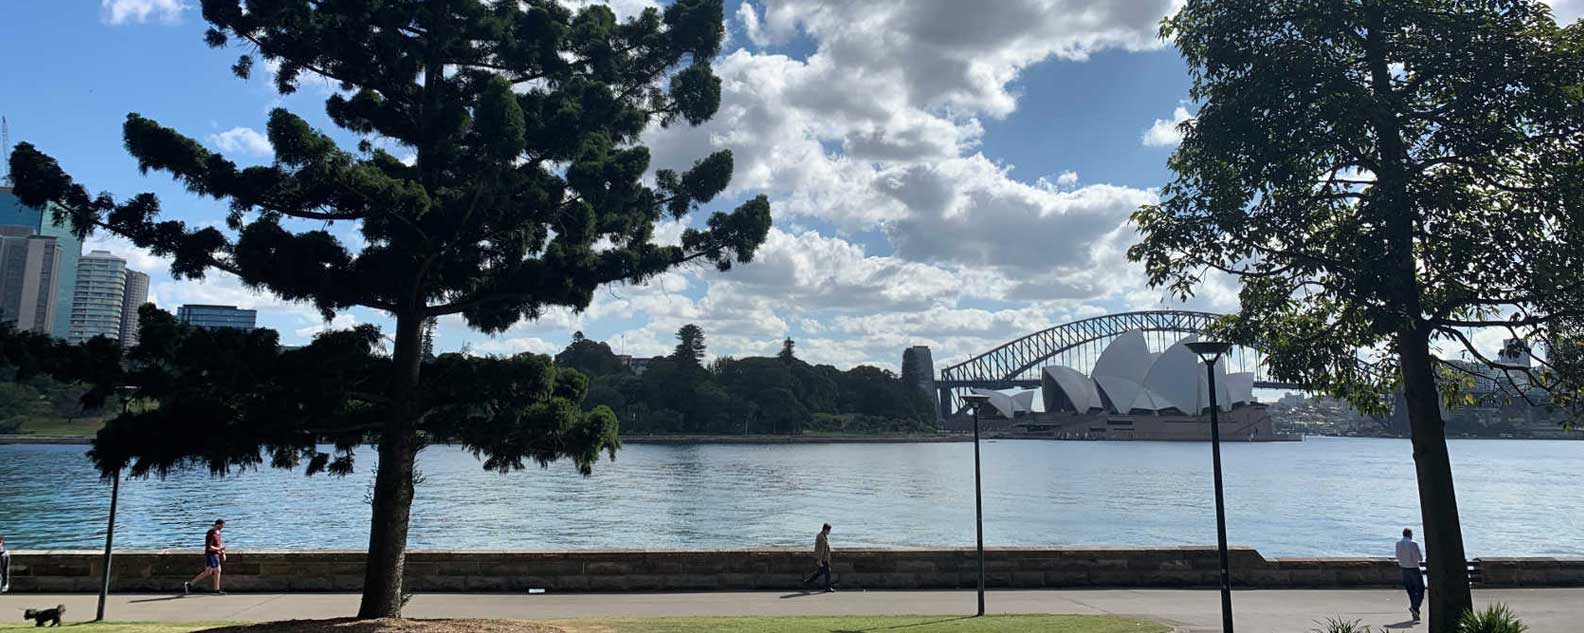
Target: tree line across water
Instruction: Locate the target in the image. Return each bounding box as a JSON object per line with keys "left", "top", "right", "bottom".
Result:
{"left": 556, "top": 325, "right": 935, "bottom": 435}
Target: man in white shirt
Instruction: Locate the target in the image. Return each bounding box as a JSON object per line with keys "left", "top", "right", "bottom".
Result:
{"left": 1396, "top": 528, "right": 1425, "bottom": 621}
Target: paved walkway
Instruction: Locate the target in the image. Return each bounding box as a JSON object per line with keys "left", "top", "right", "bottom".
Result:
{"left": 2, "top": 588, "right": 1579, "bottom": 632}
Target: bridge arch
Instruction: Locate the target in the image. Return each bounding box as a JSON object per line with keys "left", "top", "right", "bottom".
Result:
{"left": 933, "top": 310, "right": 1293, "bottom": 417}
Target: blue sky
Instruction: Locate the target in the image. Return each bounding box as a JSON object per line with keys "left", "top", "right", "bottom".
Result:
{"left": 6, "top": 1, "right": 1576, "bottom": 371}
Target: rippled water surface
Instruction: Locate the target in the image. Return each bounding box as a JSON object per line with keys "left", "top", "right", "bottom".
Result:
{"left": 1, "top": 437, "right": 1578, "bottom": 557}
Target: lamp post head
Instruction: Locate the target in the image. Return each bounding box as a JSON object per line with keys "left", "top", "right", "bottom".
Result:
{"left": 1185, "top": 341, "right": 1233, "bottom": 365}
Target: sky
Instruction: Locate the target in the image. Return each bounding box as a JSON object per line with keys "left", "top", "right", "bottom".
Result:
{"left": 3, "top": 0, "right": 1581, "bottom": 372}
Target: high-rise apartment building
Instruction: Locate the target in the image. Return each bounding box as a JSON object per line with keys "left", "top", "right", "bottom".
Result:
{"left": 0, "top": 227, "right": 65, "bottom": 333}
{"left": 69, "top": 250, "right": 128, "bottom": 344}
{"left": 1, "top": 187, "right": 81, "bottom": 338}
{"left": 120, "top": 269, "right": 150, "bottom": 345}
{"left": 177, "top": 304, "right": 257, "bottom": 330}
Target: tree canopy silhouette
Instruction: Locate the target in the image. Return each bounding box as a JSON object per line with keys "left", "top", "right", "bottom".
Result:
{"left": 1134, "top": 1, "right": 1584, "bottom": 628}
{"left": 8, "top": 0, "right": 769, "bottom": 618}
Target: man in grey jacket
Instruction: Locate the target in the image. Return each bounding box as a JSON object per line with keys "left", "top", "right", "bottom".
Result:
{"left": 802, "top": 523, "right": 834, "bottom": 593}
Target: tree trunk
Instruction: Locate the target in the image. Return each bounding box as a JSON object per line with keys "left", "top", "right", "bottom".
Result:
{"left": 357, "top": 311, "right": 426, "bottom": 619}
{"left": 1399, "top": 330, "right": 1473, "bottom": 632}
{"left": 1360, "top": 7, "right": 1474, "bottom": 629}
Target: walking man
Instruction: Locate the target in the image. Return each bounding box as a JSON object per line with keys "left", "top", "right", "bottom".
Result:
{"left": 1, "top": 534, "right": 11, "bottom": 593}
{"left": 1396, "top": 527, "right": 1425, "bottom": 622}
{"left": 184, "top": 520, "right": 227, "bottom": 596}
{"left": 802, "top": 523, "right": 834, "bottom": 593}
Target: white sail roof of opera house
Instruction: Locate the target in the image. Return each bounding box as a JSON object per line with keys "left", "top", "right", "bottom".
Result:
{"left": 969, "top": 387, "right": 1037, "bottom": 418}
{"left": 1040, "top": 330, "right": 1255, "bottom": 415}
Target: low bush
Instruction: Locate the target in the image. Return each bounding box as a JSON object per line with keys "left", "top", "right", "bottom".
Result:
{"left": 1311, "top": 617, "right": 1375, "bottom": 633}
{"left": 1458, "top": 604, "right": 1527, "bottom": 633}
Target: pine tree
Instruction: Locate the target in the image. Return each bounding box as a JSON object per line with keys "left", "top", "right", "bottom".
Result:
{"left": 8, "top": 0, "right": 769, "bottom": 618}
{"left": 672, "top": 324, "right": 707, "bottom": 367}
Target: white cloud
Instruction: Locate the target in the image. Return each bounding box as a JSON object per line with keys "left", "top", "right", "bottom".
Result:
{"left": 471, "top": 336, "right": 560, "bottom": 356}
{"left": 737, "top": 2, "right": 768, "bottom": 47}
{"left": 295, "top": 314, "right": 359, "bottom": 339}
{"left": 101, "top": 0, "right": 185, "bottom": 25}
{"left": 207, "top": 127, "right": 274, "bottom": 157}
{"left": 1142, "top": 106, "right": 1193, "bottom": 147}
{"left": 882, "top": 155, "right": 1156, "bottom": 297}
{"left": 1546, "top": 0, "right": 1584, "bottom": 23}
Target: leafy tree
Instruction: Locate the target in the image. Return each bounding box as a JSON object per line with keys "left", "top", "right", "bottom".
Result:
{"left": 672, "top": 323, "right": 707, "bottom": 367}
{"left": 554, "top": 333, "right": 627, "bottom": 378}
{"left": 1134, "top": 2, "right": 1584, "bottom": 628}
{"left": 9, "top": 0, "right": 769, "bottom": 618}
{"left": 778, "top": 337, "right": 795, "bottom": 365}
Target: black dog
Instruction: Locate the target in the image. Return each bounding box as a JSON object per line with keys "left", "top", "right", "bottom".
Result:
{"left": 23, "top": 604, "right": 64, "bottom": 627}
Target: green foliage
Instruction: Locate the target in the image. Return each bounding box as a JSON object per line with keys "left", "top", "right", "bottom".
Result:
{"left": 1310, "top": 618, "right": 1376, "bottom": 633}
{"left": 1457, "top": 604, "right": 1527, "bottom": 633}
{"left": 568, "top": 325, "right": 933, "bottom": 435}
{"left": 77, "top": 306, "right": 616, "bottom": 480}
{"left": 555, "top": 331, "right": 628, "bottom": 378}
{"left": 1136, "top": 0, "right": 1584, "bottom": 413}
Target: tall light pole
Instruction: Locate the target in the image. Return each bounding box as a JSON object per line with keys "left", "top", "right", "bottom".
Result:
{"left": 960, "top": 392, "right": 991, "bottom": 617}
{"left": 96, "top": 386, "right": 136, "bottom": 622}
{"left": 1185, "top": 341, "right": 1234, "bottom": 633}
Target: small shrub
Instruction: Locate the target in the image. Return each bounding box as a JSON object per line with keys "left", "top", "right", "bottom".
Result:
{"left": 1311, "top": 617, "right": 1375, "bottom": 633}
{"left": 1458, "top": 604, "right": 1527, "bottom": 633}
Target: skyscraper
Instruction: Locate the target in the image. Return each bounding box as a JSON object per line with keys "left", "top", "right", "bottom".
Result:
{"left": 120, "top": 269, "right": 150, "bottom": 346}
{"left": 0, "top": 226, "right": 65, "bottom": 333}
{"left": 0, "top": 187, "right": 81, "bottom": 338}
{"left": 177, "top": 304, "right": 257, "bottom": 330}
{"left": 69, "top": 250, "right": 128, "bottom": 344}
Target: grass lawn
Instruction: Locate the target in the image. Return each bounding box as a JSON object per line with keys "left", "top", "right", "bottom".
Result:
{"left": 10, "top": 415, "right": 107, "bottom": 437}
{"left": 0, "top": 616, "right": 1167, "bottom": 633}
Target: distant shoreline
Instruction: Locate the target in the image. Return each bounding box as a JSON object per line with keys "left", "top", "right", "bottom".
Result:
{"left": 0, "top": 435, "right": 92, "bottom": 445}
{"left": 620, "top": 433, "right": 969, "bottom": 444}
{"left": 0, "top": 433, "right": 967, "bottom": 447}
{"left": 5, "top": 431, "right": 1578, "bottom": 446}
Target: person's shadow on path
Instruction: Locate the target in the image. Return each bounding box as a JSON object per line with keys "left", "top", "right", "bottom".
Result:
{"left": 1382, "top": 620, "right": 1421, "bottom": 630}
{"left": 128, "top": 595, "right": 186, "bottom": 604}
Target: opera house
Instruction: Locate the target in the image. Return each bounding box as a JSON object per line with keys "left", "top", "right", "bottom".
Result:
{"left": 960, "top": 331, "right": 1293, "bottom": 441}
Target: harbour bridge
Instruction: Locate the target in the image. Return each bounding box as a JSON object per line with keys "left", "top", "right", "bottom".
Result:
{"left": 928, "top": 310, "right": 1306, "bottom": 419}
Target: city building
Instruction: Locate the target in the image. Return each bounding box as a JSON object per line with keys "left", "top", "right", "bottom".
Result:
{"left": 615, "top": 354, "right": 654, "bottom": 375}
{"left": 120, "top": 269, "right": 150, "bottom": 346}
{"left": 0, "top": 227, "right": 66, "bottom": 333}
{"left": 177, "top": 304, "right": 257, "bottom": 330}
{"left": 0, "top": 187, "right": 81, "bottom": 338}
{"left": 68, "top": 250, "right": 128, "bottom": 344}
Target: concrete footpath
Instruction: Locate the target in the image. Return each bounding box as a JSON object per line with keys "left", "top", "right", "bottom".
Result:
{"left": 2, "top": 588, "right": 1579, "bottom": 632}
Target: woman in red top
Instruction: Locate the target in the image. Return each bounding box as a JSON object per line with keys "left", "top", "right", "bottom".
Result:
{"left": 184, "top": 519, "right": 226, "bottom": 595}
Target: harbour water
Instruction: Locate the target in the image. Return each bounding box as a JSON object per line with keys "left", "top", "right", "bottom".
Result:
{"left": 0, "top": 437, "right": 1578, "bottom": 557}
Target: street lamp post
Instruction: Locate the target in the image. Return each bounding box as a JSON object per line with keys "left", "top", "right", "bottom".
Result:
{"left": 960, "top": 392, "right": 992, "bottom": 617}
{"left": 1185, "top": 341, "right": 1234, "bottom": 633}
{"left": 96, "top": 386, "right": 136, "bottom": 622}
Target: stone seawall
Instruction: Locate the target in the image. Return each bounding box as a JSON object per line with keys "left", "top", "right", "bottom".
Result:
{"left": 7, "top": 548, "right": 1583, "bottom": 593}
